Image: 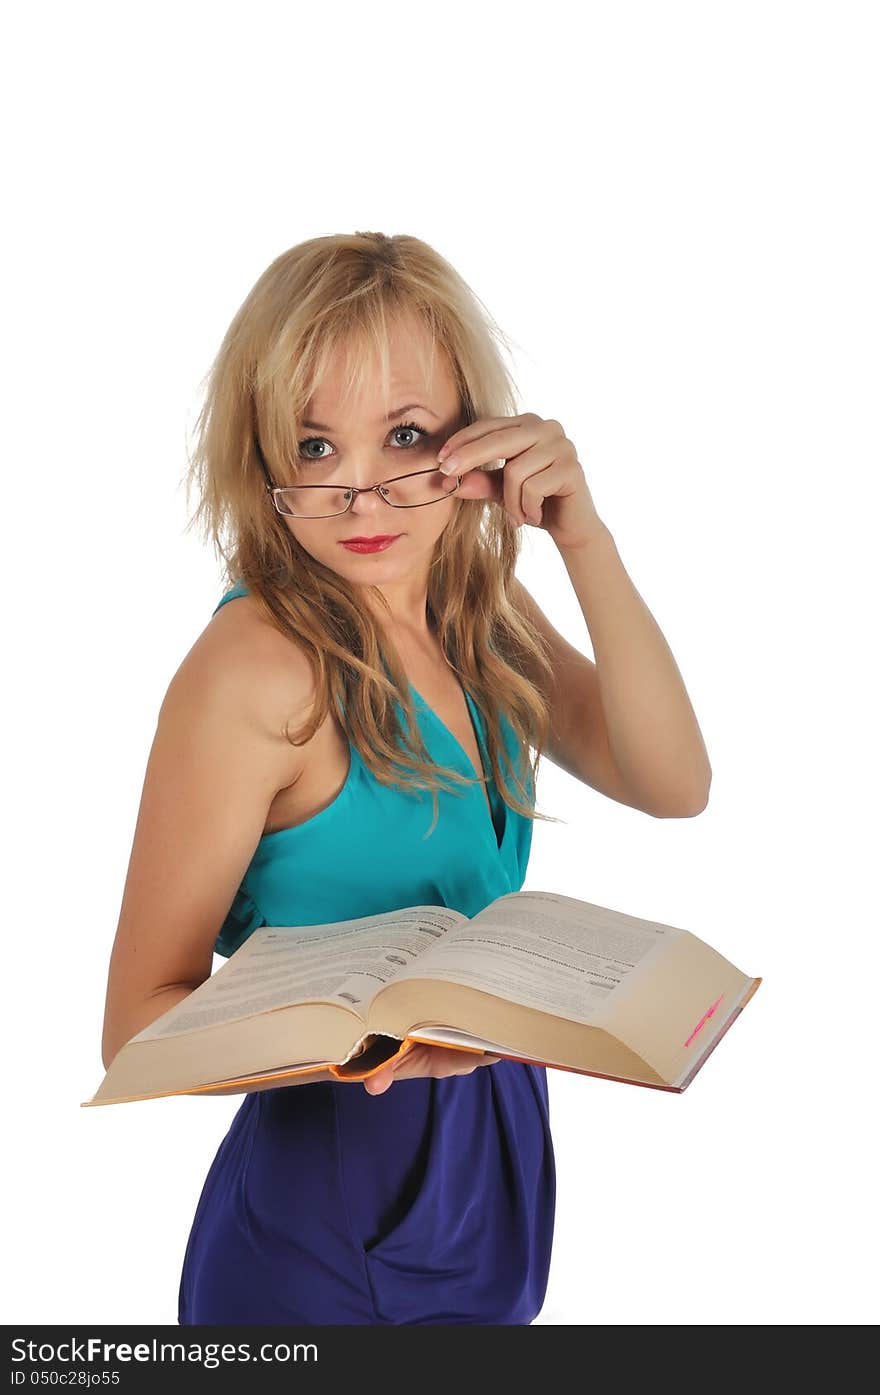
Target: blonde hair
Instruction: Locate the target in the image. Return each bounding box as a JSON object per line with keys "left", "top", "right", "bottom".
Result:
{"left": 183, "top": 230, "right": 559, "bottom": 835}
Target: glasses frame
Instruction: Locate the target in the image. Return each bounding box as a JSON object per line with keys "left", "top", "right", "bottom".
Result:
{"left": 264, "top": 466, "right": 463, "bottom": 519}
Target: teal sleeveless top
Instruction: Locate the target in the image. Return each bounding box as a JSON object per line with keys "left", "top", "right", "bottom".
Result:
{"left": 211, "top": 581, "right": 535, "bottom": 958}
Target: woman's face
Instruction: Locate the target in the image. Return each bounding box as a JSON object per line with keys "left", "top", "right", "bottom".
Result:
{"left": 279, "top": 320, "right": 467, "bottom": 604}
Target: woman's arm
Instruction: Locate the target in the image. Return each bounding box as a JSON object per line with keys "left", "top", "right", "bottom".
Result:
{"left": 513, "top": 527, "right": 712, "bottom": 818}
{"left": 437, "top": 412, "right": 711, "bottom": 818}
{"left": 102, "top": 985, "right": 199, "bottom": 1070}
{"left": 100, "top": 619, "right": 313, "bottom": 1070}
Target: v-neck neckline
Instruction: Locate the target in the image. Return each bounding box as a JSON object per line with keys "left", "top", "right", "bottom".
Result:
{"left": 408, "top": 682, "right": 508, "bottom": 852}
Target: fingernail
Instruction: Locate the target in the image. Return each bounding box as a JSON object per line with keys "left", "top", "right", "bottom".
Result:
{"left": 438, "top": 454, "right": 459, "bottom": 475}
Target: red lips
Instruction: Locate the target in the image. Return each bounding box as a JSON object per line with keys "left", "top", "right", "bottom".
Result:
{"left": 339, "top": 534, "right": 403, "bottom": 553}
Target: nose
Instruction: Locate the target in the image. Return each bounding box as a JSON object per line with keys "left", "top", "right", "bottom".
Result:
{"left": 346, "top": 479, "right": 393, "bottom": 518}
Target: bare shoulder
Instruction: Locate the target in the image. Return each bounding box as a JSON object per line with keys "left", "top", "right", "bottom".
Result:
{"left": 165, "top": 591, "right": 317, "bottom": 781}
{"left": 101, "top": 594, "right": 319, "bottom": 1058}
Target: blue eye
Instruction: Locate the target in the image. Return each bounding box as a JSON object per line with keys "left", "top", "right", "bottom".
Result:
{"left": 297, "top": 419, "right": 432, "bottom": 462}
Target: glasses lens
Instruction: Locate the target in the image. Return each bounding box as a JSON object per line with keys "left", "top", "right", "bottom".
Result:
{"left": 274, "top": 470, "right": 459, "bottom": 518}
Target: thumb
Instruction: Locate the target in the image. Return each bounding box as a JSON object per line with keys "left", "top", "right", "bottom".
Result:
{"left": 450, "top": 465, "right": 505, "bottom": 505}
{"left": 363, "top": 1067, "right": 395, "bottom": 1094}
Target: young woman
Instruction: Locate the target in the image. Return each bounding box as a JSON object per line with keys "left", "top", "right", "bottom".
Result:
{"left": 100, "top": 231, "right": 711, "bottom": 1325}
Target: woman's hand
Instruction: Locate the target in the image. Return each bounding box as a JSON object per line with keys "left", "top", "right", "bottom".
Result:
{"left": 362, "top": 1042, "right": 502, "bottom": 1095}
{"left": 436, "top": 411, "right": 607, "bottom": 552}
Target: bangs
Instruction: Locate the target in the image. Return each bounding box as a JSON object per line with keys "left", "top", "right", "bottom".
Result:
{"left": 256, "top": 294, "right": 444, "bottom": 485}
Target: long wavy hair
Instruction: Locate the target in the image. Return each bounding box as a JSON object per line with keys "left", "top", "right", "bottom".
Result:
{"left": 182, "top": 231, "right": 559, "bottom": 836}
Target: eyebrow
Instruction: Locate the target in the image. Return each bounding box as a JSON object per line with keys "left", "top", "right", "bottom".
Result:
{"left": 301, "top": 403, "right": 440, "bottom": 431}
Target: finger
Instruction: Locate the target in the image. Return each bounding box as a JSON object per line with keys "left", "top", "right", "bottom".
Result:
{"left": 363, "top": 1065, "right": 396, "bottom": 1094}
{"left": 518, "top": 458, "right": 568, "bottom": 526}
{"left": 438, "top": 421, "right": 539, "bottom": 478}
{"left": 363, "top": 1045, "right": 500, "bottom": 1093}
{"left": 437, "top": 414, "right": 532, "bottom": 464}
{"left": 501, "top": 444, "right": 559, "bottom": 526}
{"left": 448, "top": 465, "right": 505, "bottom": 507}
{"left": 409, "top": 1045, "right": 489, "bottom": 1076}
{"left": 362, "top": 1043, "right": 429, "bottom": 1093}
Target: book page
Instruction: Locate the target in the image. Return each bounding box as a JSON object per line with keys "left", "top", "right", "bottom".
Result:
{"left": 131, "top": 905, "right": 465, "bottom": 1042}
{"left": 387, "top": 889, "right": 683, "bottom": 1028}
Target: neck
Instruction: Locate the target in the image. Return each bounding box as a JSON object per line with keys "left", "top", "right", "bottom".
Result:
{"left": 365, "top": 576, "right": 433, "bottom": 639}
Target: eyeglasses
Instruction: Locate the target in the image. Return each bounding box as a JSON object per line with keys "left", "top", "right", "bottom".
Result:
{"left": 265, "top": 466, "right": 462, "bottom": 519}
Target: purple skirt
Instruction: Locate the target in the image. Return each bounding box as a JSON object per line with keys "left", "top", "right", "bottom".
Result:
{"left": 178, "top": 1058, "right": 555, "bottom": 1325}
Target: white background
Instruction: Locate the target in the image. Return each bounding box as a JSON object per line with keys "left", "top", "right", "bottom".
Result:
{"left": 4, "top": 1, "right": 877, "bottom": 1326}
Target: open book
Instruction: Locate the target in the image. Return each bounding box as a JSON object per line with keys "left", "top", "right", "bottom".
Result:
{"left": 82, "top": 890, "right": 761, "bottom": 1106}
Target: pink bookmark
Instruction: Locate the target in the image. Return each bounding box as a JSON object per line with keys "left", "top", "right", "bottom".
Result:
{"left": 684, "top": 994, "right": 724, "bottom": 1048}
